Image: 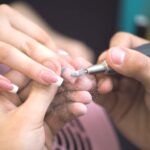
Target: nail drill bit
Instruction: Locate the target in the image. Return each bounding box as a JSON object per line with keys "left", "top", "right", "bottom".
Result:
{"left": 71, "top": 60, "right": 113, "bottom": 77}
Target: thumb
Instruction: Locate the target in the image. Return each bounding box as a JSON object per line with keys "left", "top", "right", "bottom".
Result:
{"left": 18, "top": 76, "right": 63, "bottom": 124}
{"left": 106, "top": 47, "right": 150, "bottom": 91}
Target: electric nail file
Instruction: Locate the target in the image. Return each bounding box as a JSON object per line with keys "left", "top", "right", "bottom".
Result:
{"left": 71, "top": 43, "right": 150, "bottom": 77}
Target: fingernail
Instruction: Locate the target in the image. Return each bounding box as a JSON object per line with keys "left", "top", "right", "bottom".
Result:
{"left": 110, "top": 47, "right": 125, "bottom": 64}
{"left": 40, "top": 70, "right": 58, "bottom": 84}
{"left": 9, "top": 84, "right": 19, "bottom": 94}
{"left": 0, "top": 79, "right": 19, "bottom": 93}
{"left": 61, "top": 67, "right": 76, "bottom": 84}
{"left": 52, "top": 76, "right": 64, "bottom": 87}
{"left": 0, "top": 80, "right": 13, "bottom": 90}
{"left": 57, "top": 49, "right": 69, "bottom": 55}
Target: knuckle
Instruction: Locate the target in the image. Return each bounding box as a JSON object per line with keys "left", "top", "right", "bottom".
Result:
{"left": 138, "top": 56, "right": 149, "bottom": 71}
{"left": 0, "top": 42, "right": 11, "bottom": 61}
{"left": 22, "top": 38, "right": 37, "bottom": 55}
{"left": 35, "top": 29, "right": 50, "bottom": 44}
{"left": 130, "top": 54, "right": 149, "bottom": 76}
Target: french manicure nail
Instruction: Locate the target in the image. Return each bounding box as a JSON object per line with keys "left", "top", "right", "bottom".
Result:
{"left": 9, "top": 84, "right": 19, "bottom": 94}
{"left": 52, "top": 76, "right": 64, "bottom": 87}
{"left": 0, "top": 80, "right": 13, "bottom": 90}
{"left": 40, "top": 70, "right": 58, "bottom": 84}
{"left": 110, "top": 47, "right": 125, "bottom": 65}
{"left": 0, "top": 80, "right": 19, "bottom": 93}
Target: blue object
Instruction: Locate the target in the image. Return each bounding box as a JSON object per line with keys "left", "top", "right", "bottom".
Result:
{"left": 117, "top": 0, "right": 150, "bottom": 33}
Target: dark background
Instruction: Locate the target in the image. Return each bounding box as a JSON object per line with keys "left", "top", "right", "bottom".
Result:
{"left": 1, "top": 0, "right": 119, "bottom": 57}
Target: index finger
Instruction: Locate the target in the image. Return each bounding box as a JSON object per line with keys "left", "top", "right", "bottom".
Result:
{"left": 2, "top": 4, "right": 56, "bottom": 49}
{"left": 110, "top": 32, "right": 148, "bottom": 48}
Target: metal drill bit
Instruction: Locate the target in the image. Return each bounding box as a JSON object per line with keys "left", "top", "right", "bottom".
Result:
{"left": 71, "top": 69, "right": 88, "bottom": 77}
{"left": 71, "top": 60, "right": 112, "bottom": 77}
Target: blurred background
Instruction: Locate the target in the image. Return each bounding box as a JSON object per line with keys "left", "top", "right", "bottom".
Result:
{"left": 1, "top": 0, "right": 150, "bottom": 59}
{"left": 1, "top": 0, "right": 150, "bottom": 149}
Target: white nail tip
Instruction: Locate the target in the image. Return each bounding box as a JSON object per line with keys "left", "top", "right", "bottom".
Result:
{"left": 53, "top": 76, "right": 64, "bottom": 87}
{"left": 58, "top": 50, "right": 69, "bottom": 55}
{"left": 9, "top": 84, "right": 19, "bottom": 94}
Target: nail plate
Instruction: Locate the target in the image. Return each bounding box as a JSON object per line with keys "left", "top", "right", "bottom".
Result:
{"left": 40, "top": 70, "right": 58, "bottom": 84}
{"left": 9, "top": 84, "right": 19, "bottom": 94}
{"left": 110, "top": 47, "right": 125, "bottom": 64}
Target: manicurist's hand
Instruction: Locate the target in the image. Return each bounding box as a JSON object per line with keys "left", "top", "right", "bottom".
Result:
{"left": 96, "top": 32, "right": 150, "bottom": 149}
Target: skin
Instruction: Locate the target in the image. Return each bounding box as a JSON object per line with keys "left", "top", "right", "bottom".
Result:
{"left": 96, "top": 32, "right": 150, "bottom": 149}
{"left": 0, "top": 82, "right": 58, "bottom": 150}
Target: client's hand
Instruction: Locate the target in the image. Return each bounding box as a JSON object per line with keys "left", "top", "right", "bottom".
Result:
{"left": 0, "top": 53, "right": 95, "bottom": 149}
{"left": 0, "top": 81, "right": 60, "bottom": 150}
{"left": 18, "top": 56, "right": 96, "bottom": 129}
{"left": 0, "top": 4, "right": 75, "bottom": 89}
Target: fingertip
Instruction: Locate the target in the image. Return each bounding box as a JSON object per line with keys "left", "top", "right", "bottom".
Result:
{"left": 0, "top": 79, "right": 19, "bottom": 93}
{"left": 61, "top": 67, "right": 76, "bottom": 84}
{"left": 97, "top": 51, "right": 107, "bottom": 63}
{"left": 39, "top": 69, "right": 59, "bottom": 84}
{"left": 52, "top": 76, "right": 64, "bottom": 87}
{"left": 9, "top": 84, "right": 19, "bottom": 94}
{"left": 68, "top": 103, "right": 87, "bottom": 116}
{"left": 73, "top": 57, "right": 92, "bottom": 68}
{"left": 68, "top": 91, "right": 92, "bottom": 104}
{"left": 98, "top": 78, "right": 113, "bottom": 94}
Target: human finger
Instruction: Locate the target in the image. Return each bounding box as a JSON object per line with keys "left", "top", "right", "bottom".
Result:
{"left": 63, "top": 57, "right": 96, "bottom": 91}
{"left": 0, "top": 27, "right": 78, "bottom": 81}
{"left": 4, "top": 70, "right": 30, "bottom": 91}
{"left": 0, "top": 41, "right": 61, "bottom": 85}
{"left": 109, "top": 32, "right": 148, "bottom": 48}
{"left": 97, "top": 51, "right": 118, "bottom": 94}
{"left": 0, "top": 4, "right": 56, "bottom": 49}
{"left": 50, "top": 90, "right": 92, "bottom": 108}
{"left": 17, "top": 78, "right": 63, "bottom": 125}
{"left": 0, "top": 74, "right": 19, "bottom": 93}
{"left": 45, "top": 102, "right": 87, "bottom": 136}
{"left": 105, "top": 46, "right": 150, "bottom": 92}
